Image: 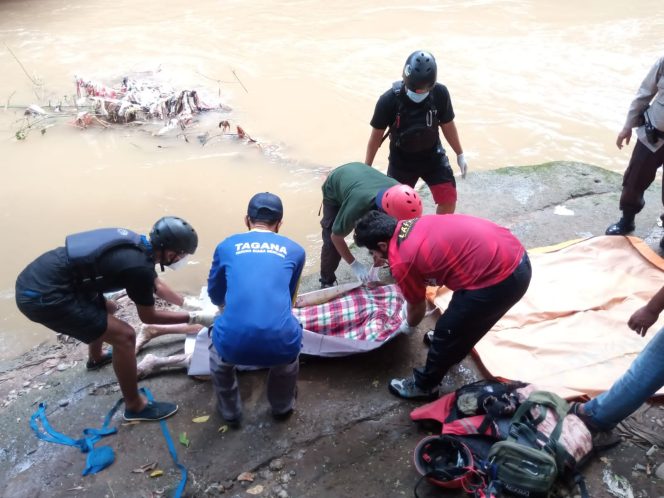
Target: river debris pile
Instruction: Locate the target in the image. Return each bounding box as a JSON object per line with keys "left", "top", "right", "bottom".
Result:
{"left": 14, "top": 75, "right": 258, "bottom": 146}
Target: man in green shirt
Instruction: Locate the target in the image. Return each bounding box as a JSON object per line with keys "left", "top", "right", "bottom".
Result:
{"left": 320, "top": 162, "right": 422, "bottom": 287}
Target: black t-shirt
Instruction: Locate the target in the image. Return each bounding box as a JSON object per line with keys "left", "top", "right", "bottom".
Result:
{"left": 370, "top": 82, "right": 455, "bottom": 163}
{"left": 96, "top": 246, "right": 158, "bottom": 306}
{"left": 16, "top": 246, "right": 158, "bottom": 307}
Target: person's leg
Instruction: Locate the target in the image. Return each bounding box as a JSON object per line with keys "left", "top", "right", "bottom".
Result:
{"left": 414, "top": 254, "right": 532, "bottom": 390}
{"left": 607, "top": 141, "right": 661, "bottom": 235}
{"left": 136, "top": 323, "right": 203, "bottom": 353}
{"left": 15, "top": 287, "right": 176, "bottom": 419}
{"left": 88, "top": 298, "right": 117, "bottom": 364}
{"left": 137, "top": 353, "right": 191, "bottom": 378}
{"left": 267, "top": 356, "right": 299, "bottom": 418}
{"left": 320, "top": 201, "right": 342, "bottom": 287}
{"left": 582, "top": 325, "right": 664, "bottom": 430}
{"left": 421, "top": 154, "right": 457, "bottom": 214}
{"left": 208, "top": 341, "right": 242, "bottom": 423}
{"left": 430, "top": 183, "right": 457, "bottom": 214}
{"left": 97, "top": 314, "right": 144, "bottom": 412}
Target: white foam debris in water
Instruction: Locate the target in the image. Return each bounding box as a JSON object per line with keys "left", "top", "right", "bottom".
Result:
{"left": 554, "top": 205, "right": 575, "bottom": 216}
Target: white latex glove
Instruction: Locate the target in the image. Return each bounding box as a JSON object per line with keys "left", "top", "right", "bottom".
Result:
{"left": 188, "top": 310, "right": 218, "bottom": 327}
{"left": 182, "top": 296, "right": 205, "bottom": 311}
{"left": 366, "top": 265, "right": 381, "bottom": 283}
{"left": 456, "top": 153, "right": 468, "bottom": 179}
{"left": 398, "top": 306, "right": 417, "bottom": 335}
{"left": 350, "top": 260, "right": 371, "bottom": 283}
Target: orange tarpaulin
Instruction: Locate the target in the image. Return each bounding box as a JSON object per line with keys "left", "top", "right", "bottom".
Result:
{"left": 426, "top": 235, "right": 664, "bottom": 399}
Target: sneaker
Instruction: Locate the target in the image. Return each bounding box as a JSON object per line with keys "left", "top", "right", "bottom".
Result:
{"left": 605, "top": 218, "right": 635, "bottom": 236}
{"left": 388, "top": 377, "right": 439, "bottom": 401}
{"left": 423, "top": 330, "right": 434, "bottom": 347}
{"left": 123, "top": 400, "right": 179, "bottom": 421}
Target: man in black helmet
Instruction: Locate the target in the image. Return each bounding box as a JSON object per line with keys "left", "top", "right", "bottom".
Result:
{"left": 365, "top": 50, "right": 468, "bottom": 214}
{"left": 15, "top": 216, "right": 215, "bottom": 421}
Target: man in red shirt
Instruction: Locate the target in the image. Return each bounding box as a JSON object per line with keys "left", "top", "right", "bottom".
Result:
{"left": 354, "top": 211, "right": 531, "bottom": 400}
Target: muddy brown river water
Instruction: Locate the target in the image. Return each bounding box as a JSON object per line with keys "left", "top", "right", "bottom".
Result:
{"left": 0, "top": 0, "right": 662, "bottom": 358}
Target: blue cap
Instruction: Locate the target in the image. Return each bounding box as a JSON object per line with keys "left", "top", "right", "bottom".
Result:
{"left": 247, "top": 192, "right": 283, "bottom": 221}
{"left": 375, "top": 188, "right": 388, "bottom": 210}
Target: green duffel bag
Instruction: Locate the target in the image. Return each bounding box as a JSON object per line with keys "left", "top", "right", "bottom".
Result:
{"left": 487, "top": 440, "right": 558, "bottom": 497}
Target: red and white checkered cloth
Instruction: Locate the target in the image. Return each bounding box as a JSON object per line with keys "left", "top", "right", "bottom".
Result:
{"left": 293, "top": 284, "right": 405, "bottom": 341}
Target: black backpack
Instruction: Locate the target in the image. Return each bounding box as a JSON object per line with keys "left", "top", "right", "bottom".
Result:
{"left": 381, "top": 81, "right": 440, "bottom": 154}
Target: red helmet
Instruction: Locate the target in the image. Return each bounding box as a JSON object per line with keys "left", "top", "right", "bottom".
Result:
{"left": 413, "top": 435, "right": 476, "bottom": 490}
{"left": 380, "top": 184, "right": 423, "bottom": 220}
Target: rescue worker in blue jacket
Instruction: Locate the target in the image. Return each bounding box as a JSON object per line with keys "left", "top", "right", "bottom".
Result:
{"left": 365, "top": 50, "right": 468, "bottom": 215}
{"left": 15, "top": 216, "right": 215, "bottom": 422}
{"left": 207, "top": 193, "right": 306, "bottom": 427}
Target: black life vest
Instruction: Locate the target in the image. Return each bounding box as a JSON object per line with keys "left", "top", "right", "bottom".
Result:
{"left": 388, "top": 81, "right": 440, "bottom": 153}
{"left": 65, "top": 228, "right": 144, "bottom": 290}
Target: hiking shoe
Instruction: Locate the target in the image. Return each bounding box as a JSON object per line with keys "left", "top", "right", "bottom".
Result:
{"left": 605, "top": 218, "right": 635, "bottom": 236}
{"left": 423, "top": 330, "right": 434, "bottom": 347}
{"left": 86, "top": 350, "right": 113, "bottom": 371}
{"left": 389, "top": 377, "right": 439, "bottom": 401}
{"left": 123, "top": 400, "right": 178, "bottom": 421}
{"left": 591, "top": 430, "right": 622, "bottom": 451}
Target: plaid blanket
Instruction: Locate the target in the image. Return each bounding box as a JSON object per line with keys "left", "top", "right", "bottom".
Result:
{"left": 293, "top": 284, "right": 405, "bottom": 341}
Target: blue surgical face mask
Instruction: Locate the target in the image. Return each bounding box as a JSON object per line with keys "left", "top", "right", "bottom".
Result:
{"left": 406, "top": 89, "right": 429, "bottom": 103}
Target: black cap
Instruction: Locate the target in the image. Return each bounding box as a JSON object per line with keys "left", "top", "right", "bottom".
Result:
{"left": 247, "top": 192, "right": 283, "bottom": 222}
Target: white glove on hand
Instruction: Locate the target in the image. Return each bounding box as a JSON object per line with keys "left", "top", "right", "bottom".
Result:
{"left": 350, "top": 260, "right": 371, "bottom": 283}
{"left": 457, "top": 153, "right": 468, "bottom": 179}
{"left": 397, "top": 305, "right": 417, "bottom": 335}
{"left": 182, "top": 296, "right": 205, "bottom": 311}
{"left": 366, "top": 265, "right": 381, "bottom": 283}
{"left": 188, "top": 310, "right": 218, "bottom": 327}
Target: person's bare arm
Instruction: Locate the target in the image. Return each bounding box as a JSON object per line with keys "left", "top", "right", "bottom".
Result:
{"left": 154, "top": 277, "right": 184, "bottom": 306}
{"left": 135, "top": 304, "right": 190, "bottom": 325}
{"left": 331, "top": 233, "right": 356, "bottom": 265}
{"left": 406, "top": 300, "right": 427, "bottom": 326}
{"left": 440, "top": 120, "right": 463, "bottom": 155}
{"left": 365, "top": 127, "right": 386, "bottom": 166}
{"left": 628, "top": 285, "right": 664, "bottom": 337}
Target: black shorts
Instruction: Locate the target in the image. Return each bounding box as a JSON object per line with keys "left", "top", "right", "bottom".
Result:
{"left": 387, "top": 151, "right": 456, "bottom": 188}
{"left": 15, "top": 291, "right": 108, "bottom": 344}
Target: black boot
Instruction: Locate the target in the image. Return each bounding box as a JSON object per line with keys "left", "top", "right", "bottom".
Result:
{"left": 605, "top": 216, "right": 635, "bottom": 235}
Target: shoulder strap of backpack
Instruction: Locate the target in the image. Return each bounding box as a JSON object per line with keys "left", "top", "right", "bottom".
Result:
{"left": 380, "top": 81, "right": 406, "bottom": 146}
{"left": 511, "top": 391, "right": 579, "bottom": 472}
